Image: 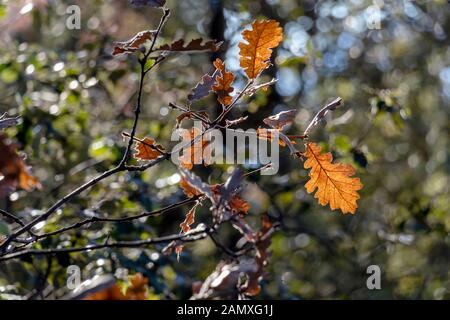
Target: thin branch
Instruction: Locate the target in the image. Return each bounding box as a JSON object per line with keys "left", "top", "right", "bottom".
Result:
{"left": 0, "top": 209, "right": 25, "bottom": 227}
{"left": 0, "top": 228, "right": 209, "bottom": 262}
{"left": 33, "top": 197, "right": 198, "bottom": 241}
{"left": 212, "top": 79, "right": 254, "bottom": 126}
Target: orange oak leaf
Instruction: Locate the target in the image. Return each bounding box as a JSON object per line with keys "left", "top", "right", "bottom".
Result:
{"left": 180, "top": 205, "right": 197, "bottom": 234}
{"left": 112, "top": 30, "right": 155, "bottom": 56}
{"left": 239, "top": 20, "right": 283, "bottom": 79}
{"left": 229, "top": 195, "right": 250, "bottom": 215}
{"left": 212, "top": 58, "right": 235, "bottom": 106}
{"left": 179, "top": 176, "right": 203, "bottom": 198}
{"left": 303, "top": 142, "right": 363, "bottom": 214}
{"left": 176, "top": 204, "right": 199, "bottom": 260}
{"left": 210, "top": 184, "right": 251, "bottom": 215}
{"left": 134, "top": 137, "right": 164, "bottom": 161}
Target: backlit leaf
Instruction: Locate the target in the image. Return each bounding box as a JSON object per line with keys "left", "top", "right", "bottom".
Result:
{"left": 134, "top": 137, "right": 164, "bottom": 161}
{"left": 239, "top": 20, "right": 283, "bottom": 79}
{"left": 303, "top": 142, "right": 363, "bottom": 214}
{"left": 212, "top": 58, "right": 234, "bottom": 106}
{"left": 263, "top": 109, "right": 297, "bottom": 130}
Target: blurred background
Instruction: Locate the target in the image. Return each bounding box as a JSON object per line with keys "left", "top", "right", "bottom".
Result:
{"left": 0, "top": 0, "right": 449, "bottom": 299}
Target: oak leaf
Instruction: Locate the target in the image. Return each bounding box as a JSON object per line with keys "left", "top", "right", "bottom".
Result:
{"left": 229, "top": 195, "right": 250, "bottom": 215}
{"left": 134, "top": 137, "right": 164, "bottom": 161}
{"left": 0, "top": 134, "right": 40, "bottom": 195}
{"left": 303, "top": 142, "right": 363, "bottom": 214}
{"left": 112, "top": 30, "right": 155, "bottom": 56}
{"left": 188, "top": 70, "right": 219, "bottom": 103}
{"left": 179, "top": 176, "right": 203, "bottom": 198}
{"left": 212, "top": 58, "right": 235, "bottom": 106}
{"left": 239, "top": 20, "right": 283, "bottom": 79}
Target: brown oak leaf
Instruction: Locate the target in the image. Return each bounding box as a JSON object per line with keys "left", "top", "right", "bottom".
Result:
{"left": 112, "top": 30, "right": 155, "bottom": 56}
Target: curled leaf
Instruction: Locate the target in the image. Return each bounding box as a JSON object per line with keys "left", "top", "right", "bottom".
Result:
{"left": 263, "top": 109, "right": 297, "bottom": 130}
{"left": 188, "top": 70, "right": 219, "bottom": 103}
{"left": 212, "top": 58, "right": 235, "bottom": 106}
{"left": 156, "top": 38, "right": 222, "bottom": 52}
{"left": 303, "top": 142, "right": 363, "bottom": 214}
{"left": 303, "top": 97, "right": 342, "bottom": 136}
{"left": 246, "top": 78, "right": 277, "bottom": 97}
{"left": 0, "top": 114, "right": 20, "bottom": 130}
{"left": 112, "top": 30, "right": 155, "bottom": 56}
{"left": 239, "top": 20, "right": 283, "bottom": 79}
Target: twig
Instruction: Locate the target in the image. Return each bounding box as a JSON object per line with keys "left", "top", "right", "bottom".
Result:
{"left": 32, "top": 197, "right": 198, "bottom": 241}
{"left": 0, "top": 228, "right": 209, "bottom": 262}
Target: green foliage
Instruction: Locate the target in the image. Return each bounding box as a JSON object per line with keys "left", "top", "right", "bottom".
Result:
{"left": 0, "top": 0, "right": 449, "bottom": 300}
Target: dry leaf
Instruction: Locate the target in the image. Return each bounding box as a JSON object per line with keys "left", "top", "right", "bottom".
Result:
{"left": 188, "top": 70, "right": 219, "bottom": 103}
{"left": 303, "top": 142, "right": 363, "bottom": 214}
{"left": 156, "top": 38, "right": 222, "bottom": 52}
{"left": 229, "top": 195, "right": 250, "bottom": 215}
{"left": 0, "top": 114, "right": 19, "bottom": 130}
{"left": 179, "top": 168, "right": 215, "bottom": 203}
{"left": 239, "top": 20, "right": 283, "bottom": 79}
{"left": 179, "top": 176, "right": 203, "bottom": 198}
{"left": 134, "top": 137, "right": 164, "bottom": 161}
{"left": 212, "top": 58, "right": 235, "bottom": 106}
{"left": 112, "top": 30, "right": 155, "bottom": 56}
{"left": 256, "top": 128, "right": 295, "bottom": 147}
{"left": 303, "top": 97, "right": 342, "bottom": 136}
{"left": 245, "top": 78, "right": 277, "bottom": 96}
{"left": 180, "top": 205, "right": 197, "bottom": 234}
{"left": 263, "top": 109, "right": 297, "bottom": 130}
{"left": 0, "top": 134, "right": 40, "bottom": 195}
